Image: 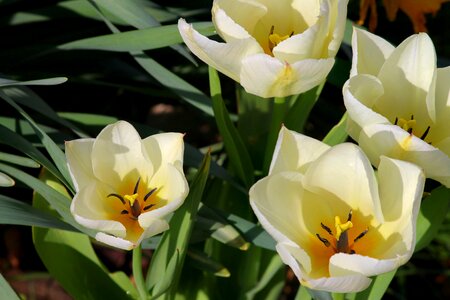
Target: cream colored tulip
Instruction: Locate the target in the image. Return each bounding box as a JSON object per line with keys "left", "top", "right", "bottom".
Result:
{"left": 249, "top": 127, "right": 424, "bottom": 292}
{"left": 178, "top": 0, "right": 348, "bottom": 98}
{"left": 344, "top": 28, "right": 450, "bottom": 187}
{"left": 65, "top": 121, "right": 188, "bottom": 250}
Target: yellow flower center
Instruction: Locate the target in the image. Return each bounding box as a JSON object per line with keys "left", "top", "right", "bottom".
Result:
{"left": 107, "top": 177, "right": 157, "bottom": 220}
{"left": 316, "top": 210, "right": 368, "bottom": 254}
{"left": 268, "top": 26, "right": 294, "bottom": 54}
{"left": 394, "top": 115, "right": 431, "bottom": 141}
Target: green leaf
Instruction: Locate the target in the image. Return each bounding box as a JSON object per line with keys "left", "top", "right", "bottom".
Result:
{"left": 295, "top": 286, "right": 312, "bottom": 300}
{"left": 32, "top": 171, "right": 135, "bottom": 300}
{"left": 0, "top": 152, "right": 40, "bottom": 168}
{"left": 245, "top": 254, "right": 284, "bottom": 299}
{"left": 322, "top": 112, "right": 348, "bottom": 146}
{"left": 59, "top": 22, "right": 215, "bottom": 52}
{"left": 0, "top": 273, "right": 20, "bottom": 300}
{"left": 0, "top": 172, "right": 14, "bottom": 187}
{"left": 0, "top": 194, "right": 75, "bottom": 231}
{"left": 0, "top": 77, "right": 67, "bottom": 87}
{"left": 415, "top": 186, "right": 450, "bottom": 252}
{"left": 187, "top": 248, "right": 230, "bottom": 278}
{"left": 209, "top": 67, "right": 255, "bottom": 188}
{"left": 147, "top": 152, "right": 211, "bottom": 298}
{"left": 354, "top": 270, "right": 396, "bottom": 300}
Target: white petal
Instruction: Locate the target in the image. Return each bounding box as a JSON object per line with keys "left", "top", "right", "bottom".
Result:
{"left": 304, "top": 273, "right": 371, "bottom": 293}
{"left": 303, "top": 143, "right": 383, "bottom": 222}
{"left": 91, "top": 121, "right": 153, "bottom": 188}
{"left": 329, "top": 253, "right": 406, "bottom": 278}
{"left": 326, "top": 0, "right": 349, "bottom": 56}
{"left": 292, "top": 0, "right": 321, "bottom": 27}
{"left": 350, "top": 27, "right": 395, "bottom": 77}
{"left": 269, "top": 126, "right": 330, "bottom": 175}
{"left": 65, "top": 138, "right": 95, "bottom": 191}
{"left": 431, "top": 67, "right": 450, "bottom": 144}
{"left": 142, "top": 132, "right": 184, "bottom": 172}
{"left": 95, "top": 232, "right": 135, "bottom": 250}
{"left": 178, "top": 18, "right": 263, "bottom": 83}
{"left": 240, "top": 54, "right": 334, "bottom": 98}
{"left": 138, "top": 218, "right": 169, "bottom": 239}
{"left": 377, "top": 33, "right": 437, "bottom": 123}
{"left": 358, "top": 123, "right": 450, "bottom": 187}
{"left": 212, "top": 1, "right": 266, "bottom": 41}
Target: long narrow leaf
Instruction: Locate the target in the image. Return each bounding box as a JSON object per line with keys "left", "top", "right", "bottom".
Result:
{"left": 322, "top": 113, "right": 348, "bottom": 146}
{"left": 0, "top": 152, "right": 40, "bottom": 168}
{"left": 0, "top": 273, "right": 20, "bottom": 300}
{"left": 354, "top": 270, "right": 396, "bottom": 300}
{"left": 0, "top": 77, "right": 67, "bottom": 87}
{"left": 209, "top": 67, "right": 255, "bottom": 188}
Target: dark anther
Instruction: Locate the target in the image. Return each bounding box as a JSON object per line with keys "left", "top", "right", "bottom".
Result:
{"left": 350, "top": 250, "right": 356, "bottom": 254}
{"left": 269, "top": 25, "right": 274, "bottom": 35}
{"left": 143, "top": 204, "right": 155, "bottom": 211}
{"left": 289, "top": 31, "right": 294, "bottom": 37}
{"left": 410, "top": 115, "right": 414, "bottom": 120}
{"left": 354, "top": 228, "right": 369, "bottom": 243}
{"left": 107, "top": 193, "right": 125, "bottom": 205}
{"left": 394, "top": 117, "right": 398, "bottom": 125}
{"left": 420, "top": 126, "right": 431, "bottom": 140}
{"left": 144, "top": 188, "right": 157, "bottom": 201}
{"left": 321, "top": 223, "right": 333, "bottom": 235}
{"left": 133, "top": 177, "right": 141, "bottom": 194}
{"left": 347, "top": 210, "right": 353, "bottom": 222}
{"left": 316, "top": 234, "right": 330, "bottom": 247}
{"left": 121, "top": 210, "right": 129, "bottom": 215}
{"left": 407, "top": 127, "right": 413, "bottom": 134}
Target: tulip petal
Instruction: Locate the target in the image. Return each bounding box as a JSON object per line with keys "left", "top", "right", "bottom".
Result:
{"left": 303, "top": 143, "right": 384, "bottom": 223}
{"left": 304, "top": 273, "right": 371, "bottom": 293}
{"left": 178, "top": 18, "right": 263, "bottom": 83}
{"left": 65, "top": 138, "right": 95, "bottom": 190}
{"left": 91, "top": 121, "right": 153, "bottom": 188}
{"left": 350, "top": 27, "right": 395, "bottom": 77}
{"left": 276, "top": 241, "right": 311, "bottom": 278}
{"left": 431, "top": 67, "right": 450, "bottom": 143}
{"left": 240, "top": 54, "right": 334, "bottom": 98}
{"left": 95, "top": 232, "right": 135, "bottom": 250}
{"left": 212, "top": 0, "right": 266, "bottom": 41}
{"left": 377, "top": 33, "right": 437, "bottom": 123}
{"left": 270, "top": 126, "right": 330, "bottom": 175}
{"left": 142, "top": 132, "right": 184, "bottom": 172}
{"left": 359, "top": 123, "right": 450, "bottom": 187}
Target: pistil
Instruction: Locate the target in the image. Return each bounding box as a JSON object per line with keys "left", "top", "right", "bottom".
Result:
{"left": 268, "top": 26, "right": 294, "bottom": 54}
{"left": 394, "top": 115, "right": 431, "bottom": 141}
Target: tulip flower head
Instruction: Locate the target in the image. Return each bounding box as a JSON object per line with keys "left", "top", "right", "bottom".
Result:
{"left": 249, "top": 127, "right": 424, "bottom": 292}
{"left": 66, "top": 121, "right": 189, "bottom": 250}
{"left": 344, "top": 28, "right": 450, "bottom": 187}
{"left": 178, "top": 0, "right": 348, "bottom": 98}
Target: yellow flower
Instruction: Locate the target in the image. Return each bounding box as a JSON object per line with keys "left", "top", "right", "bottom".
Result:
{"left": 344, "top": 28, "right": 450, "bottom": 187}
{"left": 65, "top": 121, "right": 189, "bottom": 250}
{"left": 358, "top": 0, "right": 449, "bottom": 33}
{"left": 249, "top": 127, "right": 424, "bottom": 292}
{"left": 178, "top": 0, "right": 348, "bottom": 98}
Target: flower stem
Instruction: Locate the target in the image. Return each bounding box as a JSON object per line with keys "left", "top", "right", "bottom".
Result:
{"left": 132, "top": 245, "right": 148, "bottom": 300}
{"left": 263, "top": 96, "right": 287, "bottom": 174}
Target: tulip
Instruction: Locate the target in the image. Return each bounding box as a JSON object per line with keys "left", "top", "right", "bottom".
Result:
{"left": 249, "top": 127, "right": 424, "bottom": 292}
{"left": 65, "top": 121, "right": 189, "bottom": 250}
{"left": 178, "top": 0, "right": 348, "bottom": 98}
{"left": 344, "top": 28, "right": 450, "bottom": 187}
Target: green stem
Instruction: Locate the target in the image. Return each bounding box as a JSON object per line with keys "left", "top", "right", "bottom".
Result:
{"left": 262, "top": 96, "right": 287, "bottom": 175}
{"left": 332, "top": 293, "right": 345, "bottom": 300}
{"left": 133, "top": 245, "right": 148, "bottom": 300}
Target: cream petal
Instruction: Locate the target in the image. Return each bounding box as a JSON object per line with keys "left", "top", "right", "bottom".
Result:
{"left": 178, "top": 18, "right": 263, "bottom": 83}
{"left": 377, "top": 33, "right": 437, "bottom": 123}
{"left": 95, "top": 232, "right": 135, "bottom": 250}
{"left": 276, "top": 241, "right": 311, "bottom": 279}
{"left": 142, "top": 132, "right": 184, "bottom": 172}
{"left": 343, "top": 74, "right": 388, "bottom": 128}
{"left": 240, "top": 54, "right": 334, "bottom": 98}
{"left": 137, "top": 217, "right": 169, "bottom": 238}
{"left": 212, "top": 0, "right": 266, "bottom": 41}
{"left": 303, "top": 143, "right": 383, "bottom": 222}
{"left": 70, "top": 182, "right": 126, "bottom": 238}
{"left": 65, "top": 138, "right": 95, "bottom": 191}
{"left": 329, "top": 253, "right": 407, "bottom": 278}
{"left": 269, "top": 126, "right": 330, "bottom": 175}
{"left": 91, "top": 121, "right": 153, "bottom": 188}
{"left": 350, "top": 27, "right": 395, "bottom": 77}
{"left": 292, "top": 0, "right": 321, "bottom": 27}
{"left": 359, "top": 123, "right": 450, "bottom": 187}
{"left": 431, "top": 67, "right": 450, "bottom": 143}
{"left": 304, "top": 273, "right": 371, "bottom": 293}
{"left": 250, "top": 172, "right": 308, "bottom": 245}
{"left": 326, "top": 0, "right": 349, "bottom": 56}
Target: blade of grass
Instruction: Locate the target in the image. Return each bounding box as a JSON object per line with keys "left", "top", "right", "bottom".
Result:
{"left": 0, "top": 273, "right": 20, "bottom": 300}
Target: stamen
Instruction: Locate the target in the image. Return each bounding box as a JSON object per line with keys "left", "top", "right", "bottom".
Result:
{"left": 316, "top": 234, "right": 331, "bottom": 247}
{"left": 144, "top": 188, "right": 157, "bottom": 201}
{"left": 335, "top": 216, "right": 353, "bottom": 241}
{"left": 133, "top": 177, "right": 141, "bottom": 194}
{"left": 320, "top": 223, "right": 333, "bottom": 235}
{"left": 347, "top": 210, "right": 352, "bottom": 222}
{"left": 407, "top": 127, "right": 413, "bottom": 134}
{"left": 107, "top": 193, "right": 125, "bottom": 205}
{"left": 130, "top": 198, "right": 141, "bottom": 218}
{"left": 124, "top": 194, "right": 139, "bottom": 206}
{"left": 354, "top": 228, "right": 369, "bottom": 243}
{"left": 121, "top": 210, "right": 129, "bottom": 215}
{"left": 420, "top": 126, "right": 431, "bottom": 140}
{"left": 143, "top": 204, "right": 155, "bottom": 211}
{"left": 394, "top": 117, "right": 398, "bottom": 125}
